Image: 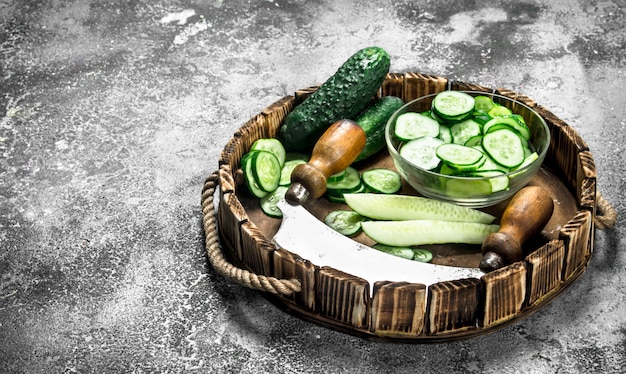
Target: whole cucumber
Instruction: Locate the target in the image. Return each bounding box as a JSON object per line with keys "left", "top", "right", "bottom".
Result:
{"left": 279, "top": 46, "right": 391, "bottom": 151}
{"left": 353, "top": 96, "right": 404, "bottom": 162}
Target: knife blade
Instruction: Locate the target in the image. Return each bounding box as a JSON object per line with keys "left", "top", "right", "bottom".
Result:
{"left": 272, "top": 119, "right": 485, "bottom": 294}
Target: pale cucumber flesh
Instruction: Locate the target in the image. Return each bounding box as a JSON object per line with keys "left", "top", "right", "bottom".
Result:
{"left": 343, "top": 193, "right": 495, "bottom": 224}
{"left": 361, "top": 220, "right": 499, "bottom": 247}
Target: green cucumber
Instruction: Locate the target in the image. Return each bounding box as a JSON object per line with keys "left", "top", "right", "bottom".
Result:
{"left": 372, "top": 243, "right": 416, "bottom": 260}
{"left": 279, "top": 158, "right": 306, "bottom": 186}
{"left": 343, "top": 193, "right": 496, "bottom": 223}
{"left": 353, "top": 96, "right": 404, "bottom": 162}
{"left": 278, "top": 46, "right": 391, "bottom": 151}
{"left": 361, "top": 220, "right": 499, "bottom": 247}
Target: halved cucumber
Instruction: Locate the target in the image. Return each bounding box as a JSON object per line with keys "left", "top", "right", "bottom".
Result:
{"left": 343, "top": 193, "right": 496, "bottom": 223}
{"left": 361, "top": 220, "right": 499, "bottom": 247}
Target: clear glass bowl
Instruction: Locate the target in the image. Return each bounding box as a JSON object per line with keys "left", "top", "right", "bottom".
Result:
{"left": 385, "top": 91, "right": 551, "bottom": 208}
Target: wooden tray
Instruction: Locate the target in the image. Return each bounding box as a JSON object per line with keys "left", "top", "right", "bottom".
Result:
{"left": 203, "top": 72, "right": 602, "bottom": 342}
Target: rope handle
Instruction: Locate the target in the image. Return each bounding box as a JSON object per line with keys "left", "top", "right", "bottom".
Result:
{"left": 595, "top": 191, "right": 618, "bottom": 230}
{"left": 202, "top": 169, "right": 616, "bottom": 295}
{"left": 201, "top": 170, "right": 302, "bottom": 296}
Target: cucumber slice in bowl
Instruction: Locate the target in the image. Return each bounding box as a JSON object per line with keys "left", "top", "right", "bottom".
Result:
{"left": 482, "top": 128, "right": 525, "bottom": 169}
{"left": 436, "top": 143, "right": 487, "bottom": 172}
{"left": 432, "top": 91, "right": 475, "bottom": 122}
{"left": 399, "top": 136, "right": 444, "bottom": 171}
{"left": 394, "top": 112, "right": 440, "bottom": 141}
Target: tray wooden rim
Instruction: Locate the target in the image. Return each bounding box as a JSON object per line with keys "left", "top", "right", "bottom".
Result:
{"left": 207, "top": 72, "right": 598, "bottom": 342}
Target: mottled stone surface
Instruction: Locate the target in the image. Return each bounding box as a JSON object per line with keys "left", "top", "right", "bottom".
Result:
{"left": 1, "top": 0, "right": 624, "bottom": 373}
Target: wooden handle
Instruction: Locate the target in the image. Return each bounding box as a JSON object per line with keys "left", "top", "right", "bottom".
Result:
{"left": 480, "top": 186, "right": 554, "bottom": 271}
{"left": 288, "top": 119, "right": 366, "bottom": 202}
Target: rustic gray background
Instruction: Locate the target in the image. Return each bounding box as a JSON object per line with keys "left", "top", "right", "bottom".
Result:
{"left": 1, "top": 0, "right": 624, "bottom": 373}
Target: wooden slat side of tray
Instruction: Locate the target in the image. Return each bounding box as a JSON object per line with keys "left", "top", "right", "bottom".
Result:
{"left": 481, "top": 262, "right": 527, "bottom": 328}
{"left": 381, "top": 73, "right": 405, "bottom": 98}
{"left": 402, "top": 72, "right": 448, "bottom": 102}
{"left": 560, "top": 209, "right": 593, "bottom": 281}
{"left": 316, "top": 267, "right": 370, "bottom": 329}
{"left": 294, "top": 85, "right": 320, "bottom": 105}
{"left": 494, "top": 88, "right": 538, "bottom": 108}
{"left": 578, "top": 151, "right": 597, "bottom": 213}
{"left": 240, "top": 221, "right": 275, "bottom": 277}
{"left": 261, "top": 95, "right": 295, "bottom": 139}
{"left": 370, "top": 281, "right": 426, "bottom": 336}
{"left": 426, "top": 278, "right": 482, "bottom": 335}
{"left": 273, "top": 249, "right": 316, "bottom": 310}
{"left": 534, "top": 105, "right": 590, "bottom": 192}
{"left": 525, "top": 240, "right": 566, "bottom": 306}
{"left": 217, "top": 190, "right": 248, "bottom": 263}
{"left": 450, "top": 80, "right": 493, "bottom": 93}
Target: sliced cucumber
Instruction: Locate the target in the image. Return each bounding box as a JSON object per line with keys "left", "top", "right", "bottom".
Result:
{"left": 326, "top": 166, "right": 361, "bottom": 192}
{"left": 488, "top": 104, "right": 512, "bottom": 117}
{"left": 343, "top": 193, "right": 496, "bottom": 223}
{"left": 327, "top": 169, "right": 346, "bottom": 184}
{"left": 372, "top": 243, "right": 415, "bottom": 260}
{"left": 474, "top": 95, "right": 495, "bottom": 113}
{"left": 482, "top": 128, "right": 525, "bottom": 169}
{"left": 436, "top": 143, "right": 486, "bottom": 171}
{"left": 260, "top": 185, "right": 288, "bottom": 218}
{"left": 412, "top": 248, "right": 433, "bottom": 263}
{"left": 445, "top": 178, "right": 492, "bottom": 197}
{"left": 324, "top": 210, "right": 366, "bottom": 236}
{"left": 399, "top": 136, "right": 444, "bottom": 171}
{"left": 242, "top": 152, "right": 269, "bottom": 198}
{"left": 450, "top": 119, "right": 482, "bottom": 145}
{"left": 250, "top": 138, "right": 286, "bottom": 166}
{"left": 361, "top": 220, "right": 499, "bottom": 247}
{"left": 250, "top": 150, "right": 281, "bottom": 192}
{"left": 394, "top": 112, "right": 440, "bottom": 141}
{"left": 437, "top": 125, "right": 453, "bottom": 143}
{"left": 432, "top": 91, "right": 475, "bottom": 122}
{"left": 361, "top": 168, "right": 402, "bottom": 194}
{"left": 279, "top": 159, "right": 306, "bottom": 186}
{"left": 483, "top": 115, "right": 530, "bottom": 141}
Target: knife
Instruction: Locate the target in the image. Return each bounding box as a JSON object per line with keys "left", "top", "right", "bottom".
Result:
{"left": 272, "top": 119, "right": 485, "bottom": 294}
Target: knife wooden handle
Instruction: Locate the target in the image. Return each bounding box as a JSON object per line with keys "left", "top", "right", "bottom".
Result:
{"left": 480, "top": 185, "right": 554, "bottom": 271}
{"left": 289, "top": 119, "right": 366, "bottom": 201}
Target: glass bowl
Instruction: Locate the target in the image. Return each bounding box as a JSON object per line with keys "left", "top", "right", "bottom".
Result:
{"left": 385, "top": 91, "right": 550, "bottom": 208}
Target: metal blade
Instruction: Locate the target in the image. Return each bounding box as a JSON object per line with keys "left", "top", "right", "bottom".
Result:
{"left": 273, "top": 198, "right": 485, "bottom": 294}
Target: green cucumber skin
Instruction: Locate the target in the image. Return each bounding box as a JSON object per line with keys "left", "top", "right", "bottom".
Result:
{"left": 354, "top": 96, "right": 404, "bottom": 162}
{"left": 278, "top": 46, "right": 391, "bottom": 151}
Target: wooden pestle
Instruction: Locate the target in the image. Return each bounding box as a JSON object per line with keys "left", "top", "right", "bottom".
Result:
{"left": 480, "top": 185, "right": 554, "bottom": 271}
{"left": 286, "top": 119, "right": 366, "bottom": 205}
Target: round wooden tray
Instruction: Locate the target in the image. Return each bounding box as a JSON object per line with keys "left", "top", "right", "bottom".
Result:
{"left": 202, "top": 72, "right": 608, "bottom": 342}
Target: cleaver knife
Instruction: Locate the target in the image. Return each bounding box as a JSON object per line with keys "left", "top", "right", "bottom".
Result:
{"left": 272, "top": 119, "right": 485, "bottom": 293}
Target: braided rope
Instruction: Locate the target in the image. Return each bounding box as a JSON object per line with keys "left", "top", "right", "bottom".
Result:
{"left": 595, "top": 191, "right": 618, "bottom": 230}
{"left": 201, "top": 171, "right": 301, "bottom": 296}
